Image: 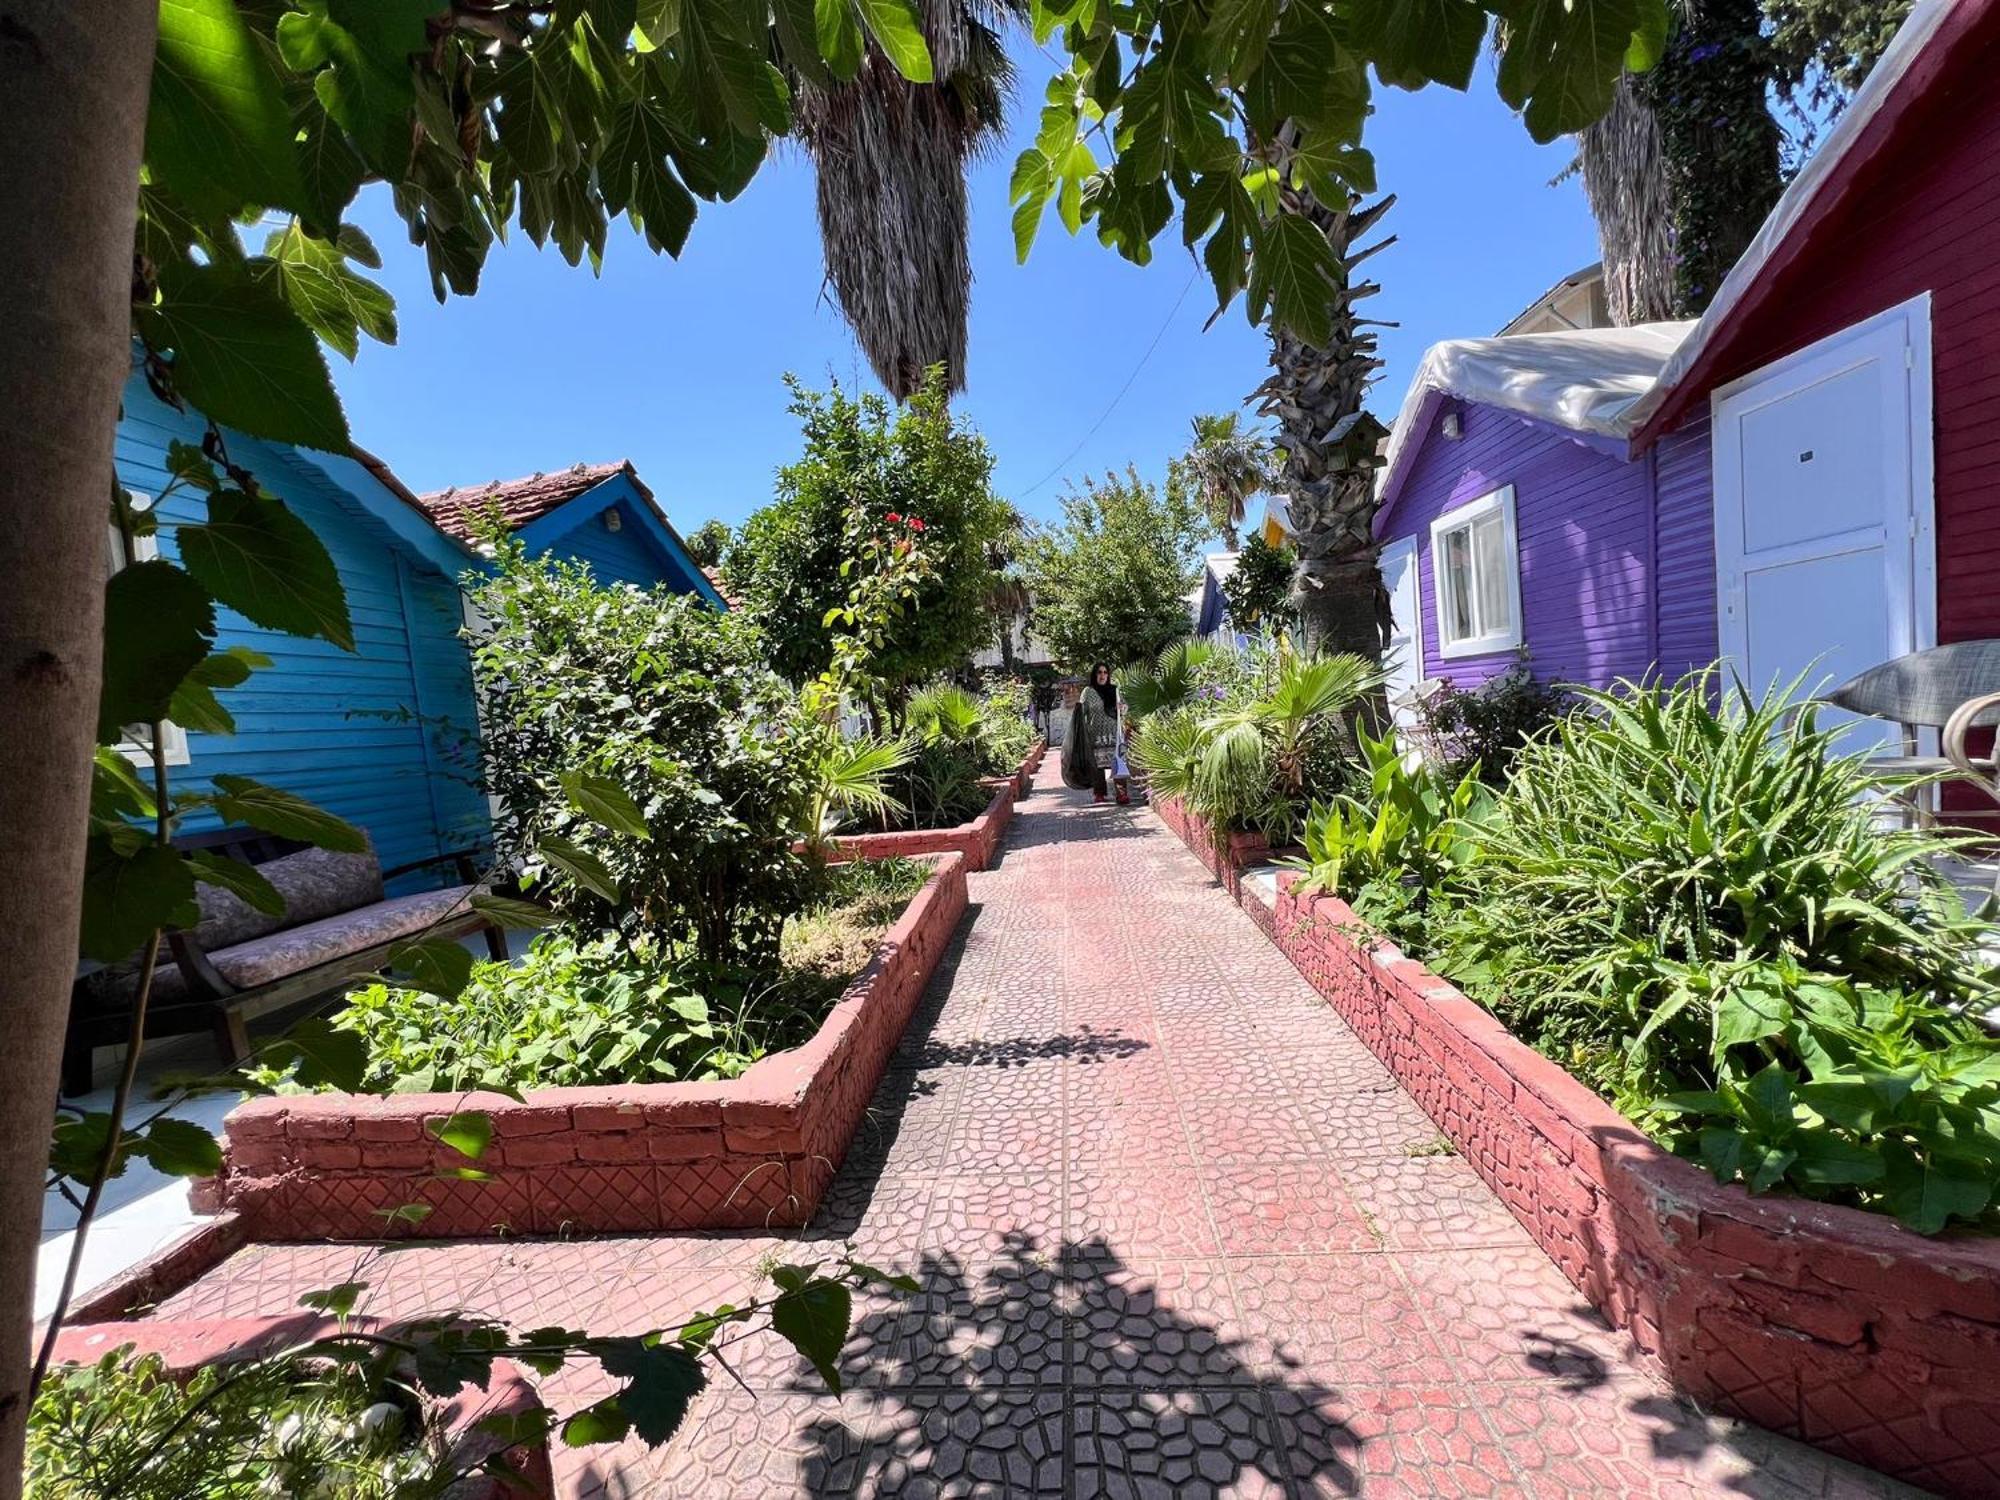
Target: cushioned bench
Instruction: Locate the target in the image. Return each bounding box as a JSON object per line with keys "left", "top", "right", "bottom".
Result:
{"left": 65, "top": 828, "right": 506, "bottom": 1095}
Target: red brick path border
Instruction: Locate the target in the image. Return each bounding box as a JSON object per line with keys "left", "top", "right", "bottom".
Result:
{"left": 1153, "top": 795, "right": 2000, "bottom": 1496}
{"left": 205, "top": 853, "right": 970, "bottom": 1241}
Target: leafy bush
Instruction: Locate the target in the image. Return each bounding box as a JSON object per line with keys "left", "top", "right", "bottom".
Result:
{"left": 1020, "top": 466, "right": 1213, "bottom": 671}
{"left": 1407, "top": 659, "right": 1570, "bottom": 785}
{"left": 1131, "top": 637, "right": 1379, "bottom": 843}
{"left": 1218, "top": 534, "right": 1296, "bottom": 632}
{"left": 1434, "top": 672, "right": 2000, "bottom": 1231}
{"left": 308, "top": 932, "right": 771, "bottom": 1093}
{"left": 1286, "top": 726, "right": 1490, "bottom": 948}
{"left": 469, "top": 539, "right": 815, "bottom": 968}
{"left": 975, "top": 678, "right": 1037, "bottom": 770}
{"left": 29, "top": 1348, "right": 447, "bottom": 1499}
{"left": 725, "top": 371, "right": 1011, "bottom": 694}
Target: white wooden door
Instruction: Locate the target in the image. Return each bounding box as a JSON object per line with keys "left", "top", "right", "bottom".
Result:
{"left": 1378, "top": 536, "right": 1425, "bottom": 737}
{"left": 1711, "top": 295, "right": 1935, "bottom": 750}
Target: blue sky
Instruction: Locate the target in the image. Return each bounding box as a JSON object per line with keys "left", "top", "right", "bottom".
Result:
{"left": 341, "top": 51, "right": 1599, "bottom": 532}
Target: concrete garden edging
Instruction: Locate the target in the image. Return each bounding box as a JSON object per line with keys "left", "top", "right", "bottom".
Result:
{"left": 47, "top": 1316, "right": 554, "bottom": 1497}
{"left": 1150, "top": 795, "right": 2000, "bottom": 1494}
{"left": 205, "top": 853, "right": 969, "bottom": 1241}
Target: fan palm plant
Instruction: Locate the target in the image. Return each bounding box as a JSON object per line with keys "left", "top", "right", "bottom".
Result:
{"left": 906, "top": 682, "right": 984, "bottom": 744}
{"left": 1122, "top": 638, "right": 1218, "bottom": 720}
{"left": 795, "top": 732, "right": 913, "bottom": 859}
{"left": 789, "top": 0, "right": 1024, "bottom": 399}
{"left": 1174, "top": 414, "right": 1272, "bottom": 549}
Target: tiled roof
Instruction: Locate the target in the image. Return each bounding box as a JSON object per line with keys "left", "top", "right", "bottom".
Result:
{"left": 415, "top": 460, "right": 643, "bottom": 542}
{"left": 700, "top": 566, "right": 740, "bottom": 607}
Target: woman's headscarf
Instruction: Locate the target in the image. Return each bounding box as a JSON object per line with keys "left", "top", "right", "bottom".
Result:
{"left": 1090, "top": 662, "right": 1117, "bottom": 717}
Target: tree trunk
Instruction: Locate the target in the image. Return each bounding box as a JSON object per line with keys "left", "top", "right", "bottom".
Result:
{"left": 1293, "top": 552, "right": 1387, "bottom": 660}
{"left": 1578, "top": 74, "right": 1677, "bottom": 326}
{"left": 0, "top": 3, "right": 156, "bottom": 1484}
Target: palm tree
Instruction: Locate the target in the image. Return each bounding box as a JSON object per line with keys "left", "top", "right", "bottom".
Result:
{"left": 790, "top": 0, "right": 1021, "bottom": 400}
{"left": 1250, "top": 181, "right": 1395, "bottom": 661}
{"left": 1175, "top": 413, "right": 1272, "bottom": 550}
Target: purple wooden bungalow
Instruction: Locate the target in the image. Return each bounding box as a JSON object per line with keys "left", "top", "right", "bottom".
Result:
{"left": 1369, "top": 322, "right": 1707, "bottom": 721}
{"left": 1371, "top": 0, "right": 2000, "bottom": 758}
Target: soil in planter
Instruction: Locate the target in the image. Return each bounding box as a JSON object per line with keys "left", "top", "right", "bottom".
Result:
{"left": 29, "top": 1347, "right": 453, "bottom": 1499}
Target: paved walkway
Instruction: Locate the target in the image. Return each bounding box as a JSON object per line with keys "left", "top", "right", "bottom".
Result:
{"left": 149, "top": 762, "right": 1918, "bottom": 1497}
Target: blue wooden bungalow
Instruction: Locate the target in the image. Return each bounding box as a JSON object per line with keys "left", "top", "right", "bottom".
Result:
{"left": 115, "top": 368, "right": 492, "bottom": 887}
{"left": 116, "top": 380, "right": 723, "bottom": 887}
{"left": 413, "top": 461, "right": 728, "bottom": 603}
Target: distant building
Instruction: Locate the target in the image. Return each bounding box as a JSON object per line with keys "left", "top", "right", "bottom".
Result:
{"left": 1497, "top": 263, "right": 1612, "bottom": 336}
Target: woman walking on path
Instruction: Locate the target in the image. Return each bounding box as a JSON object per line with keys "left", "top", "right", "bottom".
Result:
{"left": 1061, "top": 663, "right": 1130, "bottom": 804}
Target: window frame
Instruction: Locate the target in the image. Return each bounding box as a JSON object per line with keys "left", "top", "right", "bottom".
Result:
{"left": 1428, "top": 484, "right": 1524, "bottom": 660}
{"left": 108, "top": 490, "right": 192, "bottom": 769}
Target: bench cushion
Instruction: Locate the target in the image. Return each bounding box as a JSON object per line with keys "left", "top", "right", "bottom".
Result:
{"left": 76, "top": 885, "right": 480, "bottom": 1013}
{"left": 192, "top": 844, "right": 384, "bottom": 952}
{"left": 208, "top": 886, "right": 480, "bottom": 991}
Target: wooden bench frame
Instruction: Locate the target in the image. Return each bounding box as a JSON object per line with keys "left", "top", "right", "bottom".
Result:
{"left": 64, "top": 829, "right": 508, "bottom": 1096}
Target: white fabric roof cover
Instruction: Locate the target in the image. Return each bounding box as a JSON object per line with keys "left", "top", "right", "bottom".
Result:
{"left": 1622, "top": 0, "right": 1956, "bottom": 435}
{"left": 1378, "top": 321, "right": 1695, "bottom": 494}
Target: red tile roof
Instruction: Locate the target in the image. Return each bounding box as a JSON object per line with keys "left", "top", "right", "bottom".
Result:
{"left": 701, "top": 566, "right": 740, "bottom": 608}
{"left": 415, "top": 460, "right": 646, "bottom": 542}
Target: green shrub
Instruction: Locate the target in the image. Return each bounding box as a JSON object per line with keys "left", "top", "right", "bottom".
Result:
{"left": 975, "top": 678, "right": 1036, "bottom": 770}
{"left": 469, "top": 539, "right": 815, "bottom": 968}
{"left": 1434, "top": 671, "right": 2000, "bottom": 1231}
{"left": 1408, "top": 659, "right": 1570, "bottom": 785}
{"left": 1286, "top": 725, "right": 1490, "bottom": 948}
{"left": 291, "top": 932, "right": 771, "bottom": 1093}
{"left": 29, "top": 1348, "right": 447, "bottom": 1499}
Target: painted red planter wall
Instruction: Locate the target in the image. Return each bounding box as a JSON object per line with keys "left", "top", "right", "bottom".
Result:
{"left": 1149, "top": 795, "right": 1268, "bottom": 900}
{"left": 1153, "top": 801, "right": 2000, "bottom": 1494}
{"left": 208, "top": 854, "right": 969, "bottom": 1240}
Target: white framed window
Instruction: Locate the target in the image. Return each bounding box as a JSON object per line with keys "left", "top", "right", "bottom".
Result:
{"left": 107, "top": 490, "right": 191, "bottom": 768}
{"left": 1429, "top": 485, "right": 1523, "bottom": 659}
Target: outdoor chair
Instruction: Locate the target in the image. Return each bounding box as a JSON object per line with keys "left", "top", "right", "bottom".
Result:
{"left": 64, "top": 829, "right": 506, "bottom": 1095}
{"left": 1820, "top": 640, "right": 2000, "bottom": 825}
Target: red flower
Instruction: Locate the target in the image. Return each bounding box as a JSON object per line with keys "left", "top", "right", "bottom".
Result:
{"left": 908, "top": 516, "right": 926, "bottom": 532}
{"left": 885, "top": 511, "right": 902, "bottom": 524}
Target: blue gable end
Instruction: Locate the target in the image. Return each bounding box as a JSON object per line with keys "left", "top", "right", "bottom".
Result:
{"left": 517, "top": 472, "right": 727, "bottom": 606}
{"left": 114, "top": 371, "right": 491, "bottom": 887}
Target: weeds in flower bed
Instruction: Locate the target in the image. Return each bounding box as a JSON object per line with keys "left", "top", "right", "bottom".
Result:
{"left": 29, "top": 1346, "right": 450, "bottom": 1499}
{"left": 1290, "top": 669, "right": 2000, "bottom": 1233}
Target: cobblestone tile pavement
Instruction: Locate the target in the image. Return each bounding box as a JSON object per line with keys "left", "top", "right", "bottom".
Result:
{"left": 148, "top": 761, "right": 1929, "bottom": 1498}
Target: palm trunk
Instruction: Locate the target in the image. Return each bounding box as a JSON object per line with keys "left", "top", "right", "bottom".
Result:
{"left": 0, "top": 3, "right": 157, "bottom": 1484}
{"left": 1254, "top": 188, "right": 1393, "bottom": 661}
{"left": 1578, "top": 74, "right": 1677, "bottom": 326}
